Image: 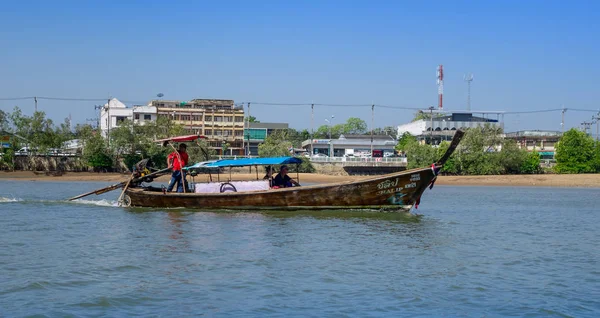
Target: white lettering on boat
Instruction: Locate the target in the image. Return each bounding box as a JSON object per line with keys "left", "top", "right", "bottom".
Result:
{"left": 404, "top": 182, "right": 417, "bottom": 189}
{"left": 377, "top": 178, "right": 399, "bottom": 190}
{"left": 376, "top": 186, "right": 405, "bottom": 196}
{"left": 410, "top": 174, "right": 420, "bottom": 182}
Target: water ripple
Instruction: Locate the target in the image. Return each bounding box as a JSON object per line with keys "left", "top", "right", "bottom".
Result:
{"left": 0, "top": 183, "right": 598, "bottom": 316}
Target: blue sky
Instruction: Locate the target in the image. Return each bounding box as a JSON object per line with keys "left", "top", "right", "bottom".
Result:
{"left": 1, "top": 0, "right": 599, "bottom": 133}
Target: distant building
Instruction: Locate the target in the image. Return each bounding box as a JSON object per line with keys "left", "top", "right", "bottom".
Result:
{"left": 397, "top": 111, "right": 504, "bottom": 144}
{"left": 132, "top": 105, "right": 157, "bottom": 125}
{"left": 243, "top": 122, "right": 289, "bottom": 156}
{"left": 504, "top": 130, "right": 562, "bottom": 159}
{"left": 100, "top": 98, "right": 132, "bottom": 138}
{"left": 148, "top": 99, "right": 246, "bottom": 155}
{"left": 301, "top": 134, "right": 397, "bottom": 157}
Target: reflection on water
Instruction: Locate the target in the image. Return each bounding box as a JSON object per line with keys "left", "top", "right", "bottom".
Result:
{"left": 1, "top": 181, "right": 598, "bottom": 317}
{"left": 127, "top": 207, "right": 423, "bottom": 222}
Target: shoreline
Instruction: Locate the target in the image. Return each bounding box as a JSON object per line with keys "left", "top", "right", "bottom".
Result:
{"left": 1, "top": 171, "right": 600, "bottom": 188}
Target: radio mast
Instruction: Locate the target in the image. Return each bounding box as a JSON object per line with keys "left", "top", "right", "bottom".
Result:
{"left": 437, "top": 65, "right": 444, "bottom": 110}
{"left": 464, "top": 73, "right": 473, "bottom": 111}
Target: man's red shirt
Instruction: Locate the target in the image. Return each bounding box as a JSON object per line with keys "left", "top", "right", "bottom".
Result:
{"left": 168, "top": 151, "right": 189, "bottom": 171}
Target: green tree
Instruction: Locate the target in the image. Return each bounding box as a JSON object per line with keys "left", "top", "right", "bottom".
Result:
{"left": 555, "top": 128, "right": 596, "bottom": 173}
{"left": 404, "top": 141, "right": 437, "bottom": 169}
{"left": 0, "top": 109, "right": 8, "bottom": 131}
{"left": 436, "top": 141, "right": 459, "bottom": 174}
{"left": 412, "top": 109, "right": 444, "bottom": 122}
{"left": 248, "top": 116, "right": 260, "bottom": 123}
{"left": 373, "top": 126, "right": 397, "bottom": 137}
{"left": 520, "top": 150, "right": 542, "bottom": 174}
{"left": 314, "top": 125, "right": 330, "bottom": 139}
{"left": 498, "top": 140, "right": 528, "bottom": 174}
{"left": 314, "top": 118, "right": 367, "bottom": 139}
{"left": 593, "top": 141, "right": 600, "bottom": 172}
{"left": 344, "top": 117, "right": 368, "bottom": 134}
{"left": 455, "top": 125, "right": 506, "bottom": 175}
{"left": 8, "top": 107, "right": 61, "bottom": 155}
{"left": 258, "top": 130, "right": 293, "bottom": 157}
{"left": 187, "top": 139, "right": 216, "bottom": 164}
{"left": 395, "top": 132, "right": 418, "bottom": 152}
{"left": 82, "top": 130, "right": 113, "bottom": 171}
{"left": 284, "top": 128, "right": 311, "bottom": 148}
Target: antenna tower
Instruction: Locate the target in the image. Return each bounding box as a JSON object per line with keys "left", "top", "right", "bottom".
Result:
{"left": 464, "top": 73, "right": 473, "bottom": 111}
{"left": 437, "top": 65, "right": 444, "bottom": 109}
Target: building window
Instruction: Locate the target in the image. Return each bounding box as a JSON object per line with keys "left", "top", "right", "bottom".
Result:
{"left": 224, "top": 116, "right": 233, "bottom": 122}
{"left": 205, "top": 116, "right": 212, "bottom": 121}
{"left": 181, "top": 115, "right": 191, "bottom": 121}
{"left": 214, "top": 116, "right": 223, "bottom": 122}
{"left": 235, "top": 130, "right": 244, "bottom": 136}
{"left": 215, "top": 130, "right": 223, "bottom": 136}
{"left": 134, "top": 114, "right": 140, "bottom": 120}
{"left": 116, "top": 116, "right": 127, "bottom": 125}
{"left": 204, "top": 129, "right": 212, "bottom": 135}
{"left": 235, "top": 116, "right": 244, "bottom": 122}
{"left": 224, "top": 130, "right": 233, "bottom": 136}
{"left": 192, "top": 115, "right": 202, "bottom": 121}
{"left": 144, "top": 114, "right": 151, "bottom": 120}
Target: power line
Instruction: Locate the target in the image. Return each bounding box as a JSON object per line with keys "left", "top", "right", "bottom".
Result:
{"left": 503, "top": 108, "right": 564, "bottom": 114}
{"left": 0, "top": 97, "right": 34, "bottom": 101}
{"left": 0, "top": 96, "right": 598, "bottom": 114}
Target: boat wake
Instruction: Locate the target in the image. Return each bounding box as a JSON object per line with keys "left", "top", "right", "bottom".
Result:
{"left": 0, "top": 196, "right": 119, "bottom": 207}
{"left": 0, "top": 196, "right": 22, "bottom": 203}
{"left": 70, "top": 199, "right": 120, "bottom": 207}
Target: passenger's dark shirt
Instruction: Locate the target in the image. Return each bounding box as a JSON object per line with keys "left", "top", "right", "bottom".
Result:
{"left": 272, "top": 174, "right": 292, "bottom": 187}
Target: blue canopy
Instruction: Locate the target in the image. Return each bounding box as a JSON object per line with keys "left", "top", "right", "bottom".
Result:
{"left": 193, "top": 157, "right": 303, "bottom": 168}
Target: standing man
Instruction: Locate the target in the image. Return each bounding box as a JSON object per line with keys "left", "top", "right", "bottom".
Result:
{"left": 167, "top": 143, "right": 189, "bottom": 193}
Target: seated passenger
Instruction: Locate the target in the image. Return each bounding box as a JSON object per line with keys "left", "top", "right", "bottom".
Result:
{"left": 272, "top": 165, "right": 300, "bottom": 188}
{"left": 263, "top": 166, "right": 274, "bottom": 187}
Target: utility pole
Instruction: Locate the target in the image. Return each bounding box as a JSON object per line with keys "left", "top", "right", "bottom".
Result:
{"left": 464, "top": 73, "right": 473, "bottom": 111}
{"left": 370, "top": 104, "right": 374, "bottom": 156}
{"left": 593, "top": 113, "right": 600, "bottom": 141}
{"left": 597, "top": 111, "right": 600, "bottom": 141}
{"left": 429, "top": 106, "right": 434, "bottom": 144}
{"left": 310, "top": 103, "right": 314, "bottom": 156}
{"left": 107, "top": 98, "right": 111, "bottom": 146}
{"left": 94, "top": 105, "right": 103, "bottom": 129}
{"left": 325, "top": 115, "right": 334, "bottom": 156}
{"left": 246, "top": 102, "right": 251, "bottom": 156}
{"left": 581, "top": 121, "right": 592, "bottom": 136}
{"left": 34, "top": 97, "right": 38, "bottom": 113}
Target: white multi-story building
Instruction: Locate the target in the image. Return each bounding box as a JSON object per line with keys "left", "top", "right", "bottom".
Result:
{"left": 99, "top": 99, "right": 159, "bottom": 139}
{"left": 132, "top": 105, "right": 157, "bottom": 125}
{"left": 100, "top": 98, "right": 133, "bottom": 138}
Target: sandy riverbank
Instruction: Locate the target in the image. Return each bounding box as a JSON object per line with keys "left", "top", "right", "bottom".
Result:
{"left": 1, "top": 171, "right": 600, "bottom": 188}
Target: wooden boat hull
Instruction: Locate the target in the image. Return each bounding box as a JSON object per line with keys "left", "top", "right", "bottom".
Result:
{"left": 124, "top": 165, "right": 439, "bottom": 212}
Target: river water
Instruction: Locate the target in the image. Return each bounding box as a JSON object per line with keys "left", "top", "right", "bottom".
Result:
{"left": 0, "top": 180, "right": 598, "bottom": 317}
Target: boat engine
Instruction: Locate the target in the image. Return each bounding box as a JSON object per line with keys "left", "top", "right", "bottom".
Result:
{"left": 133, "top": 159, "right": 155, "bottom": 183}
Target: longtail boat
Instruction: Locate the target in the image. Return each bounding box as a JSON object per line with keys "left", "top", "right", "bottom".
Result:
{"left": 118, "top": 130, "right": 464, "bottom": 212}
